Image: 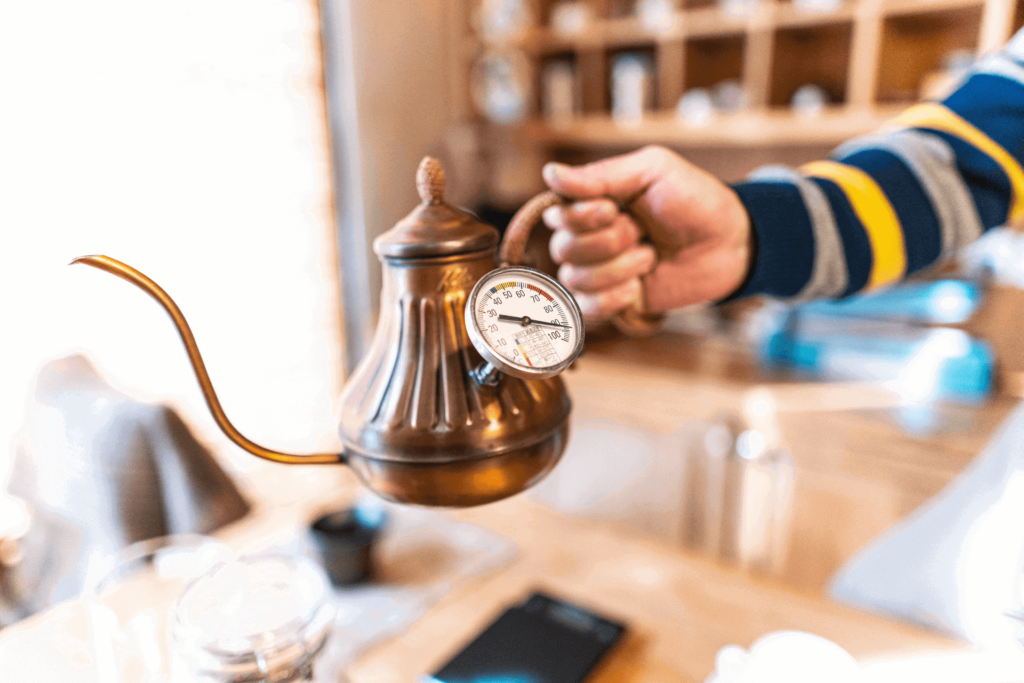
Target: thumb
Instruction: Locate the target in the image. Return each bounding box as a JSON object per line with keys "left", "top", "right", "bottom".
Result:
{"left": 541, "top": 146, "right": 673, "bottom": 201}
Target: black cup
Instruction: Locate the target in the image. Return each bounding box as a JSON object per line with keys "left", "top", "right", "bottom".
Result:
{"left": 310, "top": 506, "right": 386, "bottom": 586}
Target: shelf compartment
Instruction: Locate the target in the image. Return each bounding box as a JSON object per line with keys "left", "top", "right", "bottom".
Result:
{"left": 875, "top": 6, "right": 983, "bottom": 104}
{"left": 608, "top": 0, "right": 639, "bottom": 18}
{"left": 537, "top": 52, "right": 582, "bottom": 120}
{"left": 769, "top": 22, "right": 853, "bottom": 108}
{"left": 684, "top": 34, "right": 746, "bottom": 92}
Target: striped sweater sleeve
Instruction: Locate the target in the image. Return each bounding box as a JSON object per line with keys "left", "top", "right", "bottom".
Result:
{"left": 729, "top": 31, "right": 1024, "bottom": 301}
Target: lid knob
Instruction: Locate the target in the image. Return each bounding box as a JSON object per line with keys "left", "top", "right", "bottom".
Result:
{"left": 416, "top": 157, "right": 446, "bottom": 205}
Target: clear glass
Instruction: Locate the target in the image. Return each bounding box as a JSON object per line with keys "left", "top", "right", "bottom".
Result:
{"left": 82, "top": 534, "right": 233, "bottom": 683}
{"left": 170, "top": 554, "right": 335, "bottom": 683}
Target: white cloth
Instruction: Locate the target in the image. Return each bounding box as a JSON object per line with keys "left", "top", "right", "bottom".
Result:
{"left": 830, "top": 400, "right": 1024, "bottom": 645}
{"left": 4, "top": 355, "right": 249, "bottom": 622}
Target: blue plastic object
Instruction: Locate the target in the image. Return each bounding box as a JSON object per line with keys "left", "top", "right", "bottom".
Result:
{"left": 798, "top": 280, "right": 981, "bottom": 324}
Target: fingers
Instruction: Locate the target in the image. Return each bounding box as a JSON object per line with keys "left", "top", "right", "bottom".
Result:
{"left": 542, "top": 198, "right": 618, "bottom": 233}
{"left": 549, "top": 214, "right": 642, "bottom": 265}
{"left": 558, "top": 244, "right": 656, "bottom": 293}
{"left": 542, "top": 145, "right": 678, "bottom": 201}
{"left": 572, "top": 279, "right": 642, "bottom": 319}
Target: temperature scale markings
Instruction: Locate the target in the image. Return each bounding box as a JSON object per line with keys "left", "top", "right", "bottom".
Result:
{"left": 526, "top": 284, "right": 553, "bottom": 301}
{"left": 514, "top": 338, "right": 534, "bottom": 366}
{"left": 489, "top": 281, "right": 524, "bottom": 293}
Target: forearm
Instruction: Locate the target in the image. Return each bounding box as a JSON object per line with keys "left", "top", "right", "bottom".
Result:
{"left": 730, "top": 32, "right": 1024, "bottom": 300}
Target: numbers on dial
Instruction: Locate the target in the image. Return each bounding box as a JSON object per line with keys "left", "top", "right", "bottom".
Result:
{"left": 470, "top": 272, "right": 580, "bottom": 374}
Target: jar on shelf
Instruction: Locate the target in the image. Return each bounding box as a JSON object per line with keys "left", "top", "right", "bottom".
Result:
{"left": 473, "top": 0, "right": 534, "bottom": 42}
{"left": 549, "top": 1, "right": 594, "bottom": 36}
{"left": 611, "top": 53, "right": 654, "bottom": 126}
{"left": 471, "top": 49, "right": 531, "bottom": 124}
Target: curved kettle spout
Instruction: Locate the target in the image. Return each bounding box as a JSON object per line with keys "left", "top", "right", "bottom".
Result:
{"left": 71, "top": 255, "right": 343, "bottom": 466}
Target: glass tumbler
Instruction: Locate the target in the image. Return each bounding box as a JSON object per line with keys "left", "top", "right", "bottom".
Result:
{"left": 170, "top": 554, "right": 335, "bottom": 683}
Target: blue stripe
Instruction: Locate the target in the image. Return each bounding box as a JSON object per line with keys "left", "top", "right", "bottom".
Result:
{"left": 731, "top": 181, "right": 815, "bottom": 298}
{"left": 809, "top": 177, "right": 872, "bottom": 297}
{"left": 839, "top": 149, "right": 941, "bottom": 276}
{"left": 925, "top": 130, "right": 1012, "bottom": 230}
{"left": 943, "top": 73, "right": 1024, "bottom": 168}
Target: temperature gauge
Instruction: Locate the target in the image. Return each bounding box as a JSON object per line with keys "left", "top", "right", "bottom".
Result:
{"left": 466, "top": 266, "right": 585, "bottom": 381}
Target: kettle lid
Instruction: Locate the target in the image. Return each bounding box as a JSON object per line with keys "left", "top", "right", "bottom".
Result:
{"left": 373, "top": 157, "right": 499, "bottom": 259}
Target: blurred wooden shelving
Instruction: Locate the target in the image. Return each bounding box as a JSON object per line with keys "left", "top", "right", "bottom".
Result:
{"left": 456, "top": 0, "right": 1020, "bottom": 191}
{"left": 522, "top": 106, "right": 903, "bottom": 146}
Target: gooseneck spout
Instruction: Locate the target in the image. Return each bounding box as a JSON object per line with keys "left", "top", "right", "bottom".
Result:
{"left": 71, "top": 255, "right": 343, "bottom": 466}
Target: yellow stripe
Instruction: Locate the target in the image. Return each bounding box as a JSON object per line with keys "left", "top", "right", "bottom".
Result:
{"left": 802, "top": 160, "right": 907, "bottom": 290}
{"left": 889, "top": 102, "right": 1024, "bottom": 223}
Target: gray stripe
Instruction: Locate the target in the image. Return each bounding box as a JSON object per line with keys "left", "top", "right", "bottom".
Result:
{"left": 972, "top": 53, "right": 1024, "bottom": 87}
{"left": 748, "top": 165, "right": 849, "bottom": 300}
{"left": 832, "top": 129, "right": 983, "bottom": 260}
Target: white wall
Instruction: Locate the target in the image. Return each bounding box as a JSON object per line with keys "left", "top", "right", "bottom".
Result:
{"left": 323, "top": 0, "right": 473, "bottom": 361}
{"left": 0, "top": 1, "right": 345, "bottom": 483}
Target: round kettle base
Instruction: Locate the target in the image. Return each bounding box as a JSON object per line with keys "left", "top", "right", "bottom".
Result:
{"left": 346, "top": 424, "right": 569, "bottom": 507}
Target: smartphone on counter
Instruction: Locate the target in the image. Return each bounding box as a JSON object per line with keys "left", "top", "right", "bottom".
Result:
{"left": 423, "top": 591, "right": 627, "bottom": 683}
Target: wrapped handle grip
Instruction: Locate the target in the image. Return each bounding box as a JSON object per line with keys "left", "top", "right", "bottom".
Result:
{"left": 501, "top": 190, "right": 668, "bottom": 337}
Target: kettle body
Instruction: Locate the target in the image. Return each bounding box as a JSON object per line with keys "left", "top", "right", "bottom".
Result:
{"left": 340, "top": 245, "right": 570, "bottom": 506}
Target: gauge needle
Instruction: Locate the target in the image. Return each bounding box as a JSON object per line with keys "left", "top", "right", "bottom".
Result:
{"left": 497, "top": 314, "right": 569, "bottom": 329}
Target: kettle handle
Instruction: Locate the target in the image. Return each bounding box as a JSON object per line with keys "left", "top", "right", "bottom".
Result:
{"left": 71, "top": 255, "right": 344, "bottom": 466}
{"left": 501, "top": 190, "right": 669, "bottom": 337}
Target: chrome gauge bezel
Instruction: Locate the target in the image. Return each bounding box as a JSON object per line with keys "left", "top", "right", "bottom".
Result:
{"left": 465, "top": 265, "right": 585, "bottom": 380}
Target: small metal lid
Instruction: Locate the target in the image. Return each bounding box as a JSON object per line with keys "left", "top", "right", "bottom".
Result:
{"left": 373, "top": 157, "right": 499, "bottom": 259}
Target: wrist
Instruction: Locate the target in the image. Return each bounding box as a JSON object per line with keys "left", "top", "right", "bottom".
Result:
{"left": 723, "top": 179, "right": 816, "bottom": 300}
{"left": 715, "top": 188, "right": 758, "bottom": 304}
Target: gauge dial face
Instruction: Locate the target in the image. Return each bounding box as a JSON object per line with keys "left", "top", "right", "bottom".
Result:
{"left": 465, "top": 266, "right": 584, "bottom": 380}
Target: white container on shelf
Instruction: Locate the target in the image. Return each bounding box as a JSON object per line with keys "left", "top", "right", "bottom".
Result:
{"left": 549, "top": 1, "right": 594, "bottom": 36}
{"left": 611, "top": 53, "right": 654, "bottom": 126}
{"left": 637, "top": 0, "right": 678, "bottom": 34}
{"left": 719, "top": 0, "right": 760, "bottom": 19}
{"left": 677, "top": 88, "right": 714, "bottom": 126}
{"left": 712, "top": 78, "right": 747, "bottom": 113}
{"left": 792, "top": 83, "right": 828, "bottom": 117}
{"left": 472, "top": 50, "right": 531, "bottom": 124}
{"left": 474, "top": 0, "right": 533, "bottom": 42}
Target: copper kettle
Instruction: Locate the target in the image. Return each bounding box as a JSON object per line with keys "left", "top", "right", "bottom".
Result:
{"left": 73, "top": 158, "right": 594, "bottom": 507}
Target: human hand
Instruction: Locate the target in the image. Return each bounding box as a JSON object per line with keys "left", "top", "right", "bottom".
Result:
{"left": 542, "top": 145, "right": 752, "bottom": 318}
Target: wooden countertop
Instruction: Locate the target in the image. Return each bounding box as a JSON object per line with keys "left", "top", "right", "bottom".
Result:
{"left": 350, "top": 497, "right": 960, "bottom": 683}
{"left": 567, "top": 327, "right": 1019, "bottom": 590}
{"left": 0, "top": 462, "right": 963, "bottom": 683}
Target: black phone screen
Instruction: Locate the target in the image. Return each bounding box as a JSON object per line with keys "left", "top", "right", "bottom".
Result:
{"left": 424, "top": 591, "right": 627, "bottom": 683}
